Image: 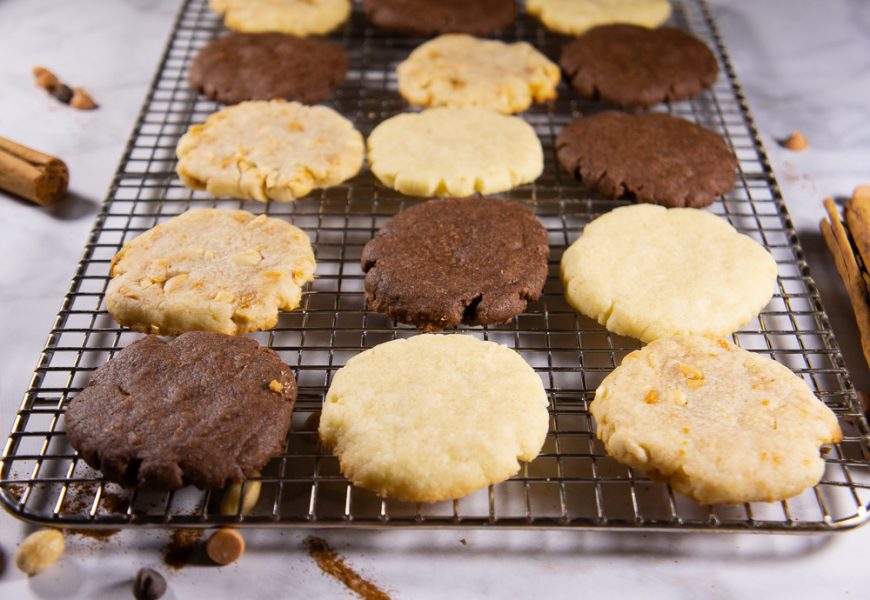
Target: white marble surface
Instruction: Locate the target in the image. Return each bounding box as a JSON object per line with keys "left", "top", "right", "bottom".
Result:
{"left": 1, "top": 1, "right": 869, "bottom": 597}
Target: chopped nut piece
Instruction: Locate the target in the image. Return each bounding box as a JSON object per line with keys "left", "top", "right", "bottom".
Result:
{"left": 232, "top": 249, "right": 262, "bottom": 266}
{"left": 206, "top": 529, "right": 245, "bottom": 565}
{"left": 15, "top": 528, "right": 64, "bottom": 575}
{"left": 678, "top": 363, "right": 704, "bottom": 388}
{"left": 163, "top": 273, "right": 189, "bottom": 293}
{"left": 269, "top": 379, "right": 283, "bottom": 393}
{"left": 644, "top": 390, "right": 659, "bottom": 404}
{"left": 220, "top": 472, "right": 261, "bottom": 516}
{"left": 71, "top": 87, "right": 98, "bottom": 110}
{"left": 781, "top": 130, "right": 809, "bottom": 151}
{"left": 33, "top": 66, "right": 60, "bottom": 91}
{"left": 51, "top": 84, "right": 74, "bottom": 104}
{"left": 213, "top": 290, "right": 235, "bottom": 304}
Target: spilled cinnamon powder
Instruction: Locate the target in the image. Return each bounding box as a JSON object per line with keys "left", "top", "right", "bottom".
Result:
{"left": 304, "top": 536, "right": 391, "bottom": 600}
{"left": 163, "top": 529, "right": 203, "bottom": 570}
{"left": 67, "top": 528, "right": 120, "bottom": 541}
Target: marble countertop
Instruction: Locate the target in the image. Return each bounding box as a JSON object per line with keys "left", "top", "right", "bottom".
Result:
{"left": 1, "top": 0, "right": 869, "bottom": 597}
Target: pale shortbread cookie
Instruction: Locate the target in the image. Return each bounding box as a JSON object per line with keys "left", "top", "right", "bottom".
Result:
{"left": 396, "top": 34, "right": 560, "bottom": 114}
{"left": 367, "top": 108, "right": 543, "bottom": 197}
{"left": 526, "top": 0, "right": 671, "bottom": 36}
{"left": 106, "top": 209, "right": 315, "bottom": 336}
{"left": 209, "top": 0, "right": 351, "bottom": 35}
{"left": 318, "top": 334, "right": 550, "bottom": 502}
{"left": 560, "top": 205, "right": 778, "bottom": 342}
{"left": 176, "top": 100, "right": 364, "bottom": 202}
{"left": 591, "top": 336, "right": 842, "bottom": 504}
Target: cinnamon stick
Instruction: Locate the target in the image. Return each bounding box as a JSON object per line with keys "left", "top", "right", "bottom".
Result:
{"left": 845, "top": 193, "right": 870, "bottom": 272}
{"left": 0, "top": 136, "right": 68, "bottom": 205}
{"left": 820, "top": 197, "right": 870, "bottom": 368}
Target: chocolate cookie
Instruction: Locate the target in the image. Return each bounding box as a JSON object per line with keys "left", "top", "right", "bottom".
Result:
{"left": 556, "top": 111, "right": 737, "bottom": 208}
{"left": 560, "top": 25, "right": 719, "bottom": 107}
{"left": 361, "top": 198, "right": 549, "bottom": 330}
{"left": 66, "top": 333, "right": 296, "bottom": 490}
{"left": 363, "top": 0, "right": 515, "bottom": 36}
{"left": 188, "top": 33, "right": 347, "bottom": 105}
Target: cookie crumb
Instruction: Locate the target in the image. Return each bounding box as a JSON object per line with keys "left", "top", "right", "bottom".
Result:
{"left": 459, "top": 538, "right": 468, "bottom": 545}
{"left": 269, "top": 379, "right": 283, "bottom": 393}
{"left": 304, "top": 536, "right": 391, "bottom": 600}
{"left": 781, "top": 130, "right": 809, "bottom": 151}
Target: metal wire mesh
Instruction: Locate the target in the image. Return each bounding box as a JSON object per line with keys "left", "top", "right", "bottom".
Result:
{"left": 2, "top": 0, "right": 869, "bottom": 532}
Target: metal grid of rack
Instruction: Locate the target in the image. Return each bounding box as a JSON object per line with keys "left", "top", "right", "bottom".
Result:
{"left": 2, "top": 0, "right": 869, "bottom": 532}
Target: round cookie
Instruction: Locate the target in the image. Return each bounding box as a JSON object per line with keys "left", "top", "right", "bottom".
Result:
{"left": 176, "top": 100, "right": 364, "bottom": 202}
{"left": 560, "top": 204, "right": 778, "bottom": 343}
{"left": 106, "top": 208, "right": 316, "bottom": 336}
{"left": 363, "top": 0, "right": 515, "bottom": 36}
{"left": 556, "top": 111, "right": 736, "bottom": 208}
{"left": 560, "top": 25, "right": 719, "bottom": 107}
{"left": 526, "top": 0, "right": 671, "bottom": 36}
{"left": 367, "top": 107, "right": 543, "bottom": 197}
{"left": 591, "top": 336, "right": 842, "bottom": 504}
{"left": 318, "top": 334, "right": 550, "bottom": 502}
{"left": 189, "top": 33, "right": 348, "bottom": 105}
{"left": 66, "top": 332, "right": 297, "bottom": 490}
{"left": 396, "top": 34, "right": 560, "bottom": 114}
{"left": 208, "top": 0, "right": 351, "bottom": 36}
{"left": 361, "top": 198, "right": 549, "bottom": 330}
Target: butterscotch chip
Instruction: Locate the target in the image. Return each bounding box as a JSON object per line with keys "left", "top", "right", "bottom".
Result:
{"left": 206, "top": 529, "right": 245, "bottom": 565}
{"left": 106, "top": 208, "right": 315, "bottom": 336}
{"left": 782, "top": 130, "right": 809, "bottom": 151}
{"left": 591, "top": 336, "right": 842, "bottom": 504}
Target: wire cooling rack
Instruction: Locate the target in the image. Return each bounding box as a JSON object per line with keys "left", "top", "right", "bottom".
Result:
{"left": 2, "top": 0, "right": 869, "bottom": 532}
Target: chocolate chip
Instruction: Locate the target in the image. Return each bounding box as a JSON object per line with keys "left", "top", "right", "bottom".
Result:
{"left": 51, "top": 84, "right": 73, "bottom": 104}
{"left": 134, "top": 567, "right": 167, "bottom": 600}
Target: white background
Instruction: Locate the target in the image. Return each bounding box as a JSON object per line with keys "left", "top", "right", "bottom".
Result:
{"left": 1, "top": 1, "right": 869, "bottom": 597}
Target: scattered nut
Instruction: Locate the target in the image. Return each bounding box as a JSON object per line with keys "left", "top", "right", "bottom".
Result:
{"left": 206, "top": 528, "right": 245, "bottom": 565}
{"left": 15, "top": 528, "right": 65, "bottom": 575}
{"left": 269, "top": 379, "right": 283, "bottom": 393}
{"left": 781, "top": 130, "right": 809, "bottom": 151}
{"left": 32, "top": 66, "right": 60, "bottom": 91}
{"left": 853, "top": 185, "right": 870, "bottom": 202}
{"left": 51, "top": 83, "right": 74, "bottom": 104}
{"left": 134, "top": 567, "right": 167, "bottom": 600}
{"left": 71, "top": 87, "right": 98, "bottom": 110}
{"left": 220, "top": 471, "right": 261, "bottom": 516}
